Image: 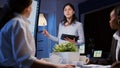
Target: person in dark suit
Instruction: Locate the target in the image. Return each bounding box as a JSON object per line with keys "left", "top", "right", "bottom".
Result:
{"left": 107, "top": 5, "right": 120, "bottom": 64}
{"left": 89, "top": 5, "right": 120, "bottom": 65}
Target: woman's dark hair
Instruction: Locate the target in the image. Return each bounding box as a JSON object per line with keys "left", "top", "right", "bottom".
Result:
{"left": 61, "top": 3, "right": 77, "bottom": 25}
{"left": 0, "top": 0, "right": 32, "bottom": 29}
{"left": 114, "top": 5, "right": 120, "bottom": 16}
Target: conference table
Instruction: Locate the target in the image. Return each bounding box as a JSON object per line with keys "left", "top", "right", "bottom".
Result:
{"left": 42, "top": 57, "right": 111, "bottom": 68}
{"left": 42, "top": 53, "right": 111, "bottom": 68}
{"left": 75, "top": 64, "right": 111, "bottom": 68}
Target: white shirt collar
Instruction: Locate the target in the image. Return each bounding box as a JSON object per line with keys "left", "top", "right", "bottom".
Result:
{"left": 14, "top": 13, "right": 31, "bottom": 24}
{"left": 113, "top": 30, "right": 120, "bottom": 41}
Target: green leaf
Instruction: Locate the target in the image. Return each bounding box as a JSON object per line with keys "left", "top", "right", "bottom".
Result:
{"left": 53, "top": 42, "right": 78, "bottom": 52}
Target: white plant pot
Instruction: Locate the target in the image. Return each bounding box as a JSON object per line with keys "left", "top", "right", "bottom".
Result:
{"left": 52, "top": 52, "right": 80, "bottom": 64}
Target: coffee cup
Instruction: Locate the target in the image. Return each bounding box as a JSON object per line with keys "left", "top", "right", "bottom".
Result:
{"left": 79, "top": 55, "right": 89, "bottom": 64}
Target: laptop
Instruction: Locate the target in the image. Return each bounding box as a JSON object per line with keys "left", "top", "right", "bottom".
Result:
{"left": 93, "top": 50, "right": 102, "bottom": 58}
{"left": 90, "top": 50, "right": 103, "bottom": 64}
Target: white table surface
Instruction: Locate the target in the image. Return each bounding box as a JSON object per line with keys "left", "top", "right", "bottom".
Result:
{"left": 76, "top": 64, "right": 111, "bottom": 68}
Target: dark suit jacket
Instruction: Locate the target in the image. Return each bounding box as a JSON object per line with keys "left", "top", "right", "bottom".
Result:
{"left": 107, "top": 37, "right": 120, "bottom": 64}
{"left": 90, "top": 37, "right": 120, "bottom": 65}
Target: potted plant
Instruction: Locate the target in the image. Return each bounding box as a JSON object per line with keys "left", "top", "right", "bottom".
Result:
{"left": 53, "top": 42, "right": 78, "bottom": 52}
{"left": 51, "top": 42, "right": 80, "bottom": 64}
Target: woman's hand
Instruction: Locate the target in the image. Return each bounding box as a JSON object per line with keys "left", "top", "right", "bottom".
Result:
{"left": 64, "top": 37, "right": 76, "bottom": 44}
{"left": 31, "top": 58, "right": 75, "bottom": 68}
{"left": 111, "top": 61, "right": 120, "bottom": 68}
{"left": 42, "top": 29, "right": 50, "bottom": 37}
{"left": 56, "top": 64, "right": 75, "bottom": 68}
{"left": 86, "top": 57, "right": 90, "bottom": 64}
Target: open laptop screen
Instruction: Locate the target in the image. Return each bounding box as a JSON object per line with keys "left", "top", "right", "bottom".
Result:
{"left": 93, "top": 50, "right": 102, "bottom": 58}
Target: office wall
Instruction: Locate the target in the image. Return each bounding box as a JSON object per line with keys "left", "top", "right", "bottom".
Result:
{"left": 0, "top": 0, "right": 7, "bottom": 8}
{"left": 39, "top": 0, "right": 57, "bottom": 54}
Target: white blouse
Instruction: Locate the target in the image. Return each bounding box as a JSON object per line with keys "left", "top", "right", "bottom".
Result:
{"left": 0, "top": 14, "right": 36, "bottom": 68}
{"left": 48, "top": 21, "right": 85, "bottom": 46}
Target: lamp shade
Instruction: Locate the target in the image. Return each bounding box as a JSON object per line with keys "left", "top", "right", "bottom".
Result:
{"left": 38, "top": 13, "right": 47, "bottom": 26}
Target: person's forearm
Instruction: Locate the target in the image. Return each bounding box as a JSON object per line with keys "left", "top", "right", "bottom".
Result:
{"left": 76, "top": 39, "right": 85, "bottom": 46}
{"left": 48, "top": 34, "right": 59, "bottom": 43}
{"left": 31, "top": 58, "right": 75, "bottom": 68}
{"left": 31, "top": 59, "right": 57, "bottom": 68}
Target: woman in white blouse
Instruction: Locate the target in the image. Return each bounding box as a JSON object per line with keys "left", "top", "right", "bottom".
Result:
{"left": 0, "top": 0, "right": 75, "bottom": 68}
{"left": 43, "top": 3, "right": 85, "bottom": 46}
